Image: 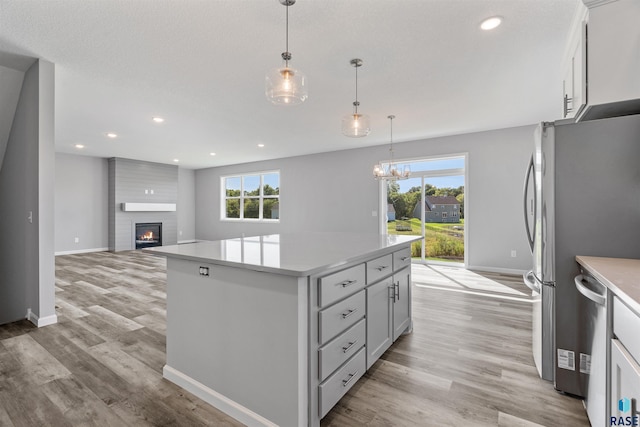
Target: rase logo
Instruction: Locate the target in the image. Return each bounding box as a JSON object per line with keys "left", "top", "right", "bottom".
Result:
{"left": 610, "top": 398, "right": 639, "bottom": 426}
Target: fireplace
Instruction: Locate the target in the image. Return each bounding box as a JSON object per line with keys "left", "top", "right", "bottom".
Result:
{"left": 135, "top": 222, "right": 162, "bottom": 249}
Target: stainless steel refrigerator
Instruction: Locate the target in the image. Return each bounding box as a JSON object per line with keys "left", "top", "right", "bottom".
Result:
{"left": 522, "top": 115, "right": 640, "bottom": 397}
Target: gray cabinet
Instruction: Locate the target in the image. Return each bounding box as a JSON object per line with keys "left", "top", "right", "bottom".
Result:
{"left": 366, "top": 277, "right": 393, "bottom": 369}
{"left": 392, "top": 266, "right": 411, "bottom": 341}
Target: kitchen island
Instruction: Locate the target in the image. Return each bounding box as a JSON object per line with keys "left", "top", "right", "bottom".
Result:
{"left": 146, "top": 232, "right": 419, "bottom": 427}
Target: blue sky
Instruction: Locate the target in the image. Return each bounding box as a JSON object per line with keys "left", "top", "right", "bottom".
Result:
{"left": 392, "top": 157, "right": 465, "bottom": 192}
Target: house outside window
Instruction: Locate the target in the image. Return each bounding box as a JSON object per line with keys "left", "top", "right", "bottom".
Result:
{"left": 222, "top": 171, "right": 280, "bottom": 221}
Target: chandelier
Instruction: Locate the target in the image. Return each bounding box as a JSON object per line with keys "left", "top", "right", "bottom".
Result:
{"left": 265, "top": 0, "right": 308, "bottom": 105}
{"left": 373, "top": 115, "right": 410, "bottom": 180}
{"left": 342, "top": 58, "right": 370, "bottom": 137}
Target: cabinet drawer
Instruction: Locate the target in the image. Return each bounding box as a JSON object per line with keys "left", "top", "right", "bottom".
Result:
{"left": 613, "top": 296, "right": 640, "bottom": 364}
{"left": 393, "top": 246, "right": 412, "bottom": 271}
{"left": 318, "top": 264, "right": 365, "bottom": 308}
{"left": 319, "top": 290, "right": 365, "bottom": 345}
{"left": 366, "top": 254, "right": 393, "bottom": 284}
{"left": 318, "top": 318, "right": 365, "bottom": 381}
{"left": 318, "top": 347, "right": 366, "bottom": 418}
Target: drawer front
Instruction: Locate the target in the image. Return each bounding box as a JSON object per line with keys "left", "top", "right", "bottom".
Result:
{"left": 393, "top": 246, "right": 412, "bottom": 271}
{"left": 319, "top": 290, "right": 365, "bottom": 345}
{"left": 319, "top": 347, "right": 366, "bottom": 418}
{"left": 318, "top": 264, "right": 366, "bottom": 308}
{"left": 366, "top": 254, "right": 393, "bottom": 284}
{"left": 610, "top": 339, "right": 640, "bottom": 420}
{"left": 613, "top": 296, "right": 640, "bottom": 364}
{"left": 318, "top": 318, "right": 366, "bottom": 381}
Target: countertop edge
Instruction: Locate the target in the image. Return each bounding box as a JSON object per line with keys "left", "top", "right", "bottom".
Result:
{"left": 576, "top": 255, "right": 640, "bottom": 316}
{"left": 145, "top": 236, "right": 420, "bottom": 277}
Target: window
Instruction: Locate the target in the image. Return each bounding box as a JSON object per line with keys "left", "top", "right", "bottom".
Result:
{"left": 442, "top": 212, "right": 448, "bottom": 218}
{"left": 222, "top": 171, "right": 280, "bottom": 221}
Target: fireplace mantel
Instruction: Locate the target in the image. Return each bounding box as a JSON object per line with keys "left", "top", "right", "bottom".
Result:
{"left": 121, "top": 202, "right": 177, "bottom": 212}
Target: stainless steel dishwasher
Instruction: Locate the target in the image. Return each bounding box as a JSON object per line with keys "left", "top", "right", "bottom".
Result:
{"left": 574, "top": 271, "right": 609, "bottom": 427}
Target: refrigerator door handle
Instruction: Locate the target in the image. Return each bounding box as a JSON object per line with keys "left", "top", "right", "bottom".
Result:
{"left": 574, "top": 274, "right": 606, "bottom": 306}
{"left": 523, "top": 154, "right": 537, "bottom": 253}
{"left": 523, "top": 270, "right": 541, "bottom": 293}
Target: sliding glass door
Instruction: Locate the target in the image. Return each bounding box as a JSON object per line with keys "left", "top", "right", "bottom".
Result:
{"left": 384, "top": 156, "right": 465, "bottom": 266}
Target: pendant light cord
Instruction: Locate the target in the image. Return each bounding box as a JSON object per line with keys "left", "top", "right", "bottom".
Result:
{"left": 285, "top": 2, "right": 289, "bottom": 68}
{"left": 354, "top": 65, "right": 359, "bottom": 114}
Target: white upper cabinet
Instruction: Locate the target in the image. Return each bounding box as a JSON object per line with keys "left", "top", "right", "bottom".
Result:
{"left": 576, "top": 0, "right": 640, "bottom": 121}
{"left": 561, "top": 12, "right": 587, "bottom": 119}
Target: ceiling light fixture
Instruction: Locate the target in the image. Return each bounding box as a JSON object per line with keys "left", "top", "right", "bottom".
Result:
{"left": 373, "top": 115, "right": 410, "bottom": 181}
{"left": 106, "top": 132, "right": 117, "bottom": 138}
{"left": 265, "top": 0, "right": 307, "bottom": 106}
{"left": 74, "top": 144, "right": 84, "bottom": 149}
{"left": 480, "top": 16, "right": 502, "bottom": 31}
{"left": 342, "top": 58, "right": 371, "bottom": 138}
{"left": 210, "top": 152, "right": 216, "bottom": 156}
{"left": 152, "top": 117, "right": 164, "bottom": 123}
{"left": 258, "top": 143, "right": 265, "bottom": 148}
{"left": 173, "top": 159, "right": 179, "bottom": 163}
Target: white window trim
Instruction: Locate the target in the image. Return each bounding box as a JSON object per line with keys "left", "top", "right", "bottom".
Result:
{"left": 221, "top": 170, "right": 280, "bottom": 222}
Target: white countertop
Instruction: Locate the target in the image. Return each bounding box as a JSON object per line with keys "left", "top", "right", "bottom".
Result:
{"left": 146, "top": 232, "right": 420, "bottom": 276}
{"left": 576, "top": 256, "right": 640, "bottom": 315}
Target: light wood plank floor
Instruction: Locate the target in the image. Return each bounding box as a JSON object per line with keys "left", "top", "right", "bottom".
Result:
{"left": 0, "top": 251, "right": 589, "bottom": 426}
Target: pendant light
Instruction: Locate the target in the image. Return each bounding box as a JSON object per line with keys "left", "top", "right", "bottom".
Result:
{"left": 342, "top": 58, "right": 371, "bottom": 137}
{"left": 373, "top": 115, "right": 410, "bottom": 180}
{"left": 265, "top": 0, "right": 308, "bottom": 105}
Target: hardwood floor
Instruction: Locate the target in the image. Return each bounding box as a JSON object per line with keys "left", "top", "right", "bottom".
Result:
{"left": 0, "top": 252, "right": 589, "bottom": 426}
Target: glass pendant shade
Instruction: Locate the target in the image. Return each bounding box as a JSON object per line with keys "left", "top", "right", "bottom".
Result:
{"left": 373, "top": 115, "right": 410, "bottom": 181}
{"left": 342, "top": 113, "right": 371, "bottom": 137}
{"left": 265, "top": 63, "right": 307, "bottom": 105}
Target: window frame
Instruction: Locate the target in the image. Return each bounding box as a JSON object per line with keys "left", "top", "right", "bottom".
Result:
{"left": 221, "top": 170, "right": 280, "bottom": 222}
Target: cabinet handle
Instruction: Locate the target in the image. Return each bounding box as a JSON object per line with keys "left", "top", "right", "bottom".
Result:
{"left": 341, "top": 308, "right": 358, "bottom": 319}
{"left": 342, "top": 340, "right": 358, "bottom": 353}
{"left": 342, "top": 371, "right": 359, "bottom": 388}
{"left": 389, "top": 285, "right": 396, "bottom": 302}
{"left": 395, "top": 282, "right": 400, "bottom": 301}
{"left": 375, "top": 265, "right": 389, "bottom": 272}
{"left": 400, "top": 256, "right": 410, "bottom": 262}
{"left": 340, "top": 279, "right": 357, "bottom": 288}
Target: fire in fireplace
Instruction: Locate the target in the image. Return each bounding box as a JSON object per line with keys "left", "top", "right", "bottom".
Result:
{"left": 135, "top": 222, "right": 162, "bottom": 249}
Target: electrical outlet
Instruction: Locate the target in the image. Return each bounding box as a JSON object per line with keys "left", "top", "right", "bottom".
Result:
{"left": 145, "top": 189, "right": 148, "bottom": 194}
{"left": 74, "top": 237, "right": 79, "bottom": 243}
{"left": 511, "top": 250, "right": 517, "bottom": 258}
{"left": 199, "top": 266, "right": 209, "bottom": 277}
{"left": 372, "top": 210, "right": 377, "bottom": 217}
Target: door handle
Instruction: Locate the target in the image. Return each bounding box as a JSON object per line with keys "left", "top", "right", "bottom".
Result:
{"left": 523, "top": 270, "right": 541, "bottom": 293}
{"left": 574, "top": 275, "right": 606, "bottom": 306}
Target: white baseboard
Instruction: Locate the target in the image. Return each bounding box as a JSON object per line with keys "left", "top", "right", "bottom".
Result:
{"left": 466, "top": 265, "right": 527, "bottom": 276}
{"left": 162, "top": 365, "right": 278, "bottom": 427}
{"left": 26, "top": 309, "right": 58, "bottom": 327}
{"left": 177, "top": 239, "right": 197, "bottom": 244}
{"left": 55, "top": 247, "right": 109, "bottom": 256}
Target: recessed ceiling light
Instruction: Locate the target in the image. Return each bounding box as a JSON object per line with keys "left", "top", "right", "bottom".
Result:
{"left": 106, "top": 132, "right": 118, "bottom": 138}
{"left": 257, "top": 144, "right": 265, "bottom": 148}
{"left": 480, "top": 16, "right": 502, "bottom": 31}
{"left": 173, "top": 159, "right": 179, "bottom": 162}
{"left": 210, "top": 152, "right": 216, "bottom": 156}
{"left": 75, "top": 144, "right": 84, "bottom": 149}
{"left": 152, "top": 117, "right": 164, "bottom": 123}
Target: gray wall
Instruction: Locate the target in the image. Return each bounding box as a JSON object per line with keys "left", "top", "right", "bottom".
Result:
{"left": 0, "top": 59, "right": 56, "bottom": 326}
{"left": 0, "top": 64, "right": 25, "bottom": 169}
{"left": 55, "top": 153, "right": 109, "bottom": 254}
{"left": 195, "top": 125, "right": 535, "bottom": 272}
{"left": 108, "top": 158, "right": 179, "bottom": 251}
{"left": 178, "top": 168, "right": 196, "bottom": 242}
{"left": 53, "top": 154, "right": 196, "bottom": 253}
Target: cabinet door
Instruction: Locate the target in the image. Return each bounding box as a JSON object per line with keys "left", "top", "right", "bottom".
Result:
{"left": 366, "top": 277, "right": 393, "bottom": 369}
{"left": 562, "top": 21, "right": 587, "bottom": 119}
{"left": 393, "top": 267, "right": 411, "bottom": 341}
{"left": 610, "top": 339, "right": 640, "bottom": 423}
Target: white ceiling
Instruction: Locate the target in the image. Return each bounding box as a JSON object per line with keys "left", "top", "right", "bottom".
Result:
{"left": 0, "top": 0, "right": 580, "bottom": 169}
